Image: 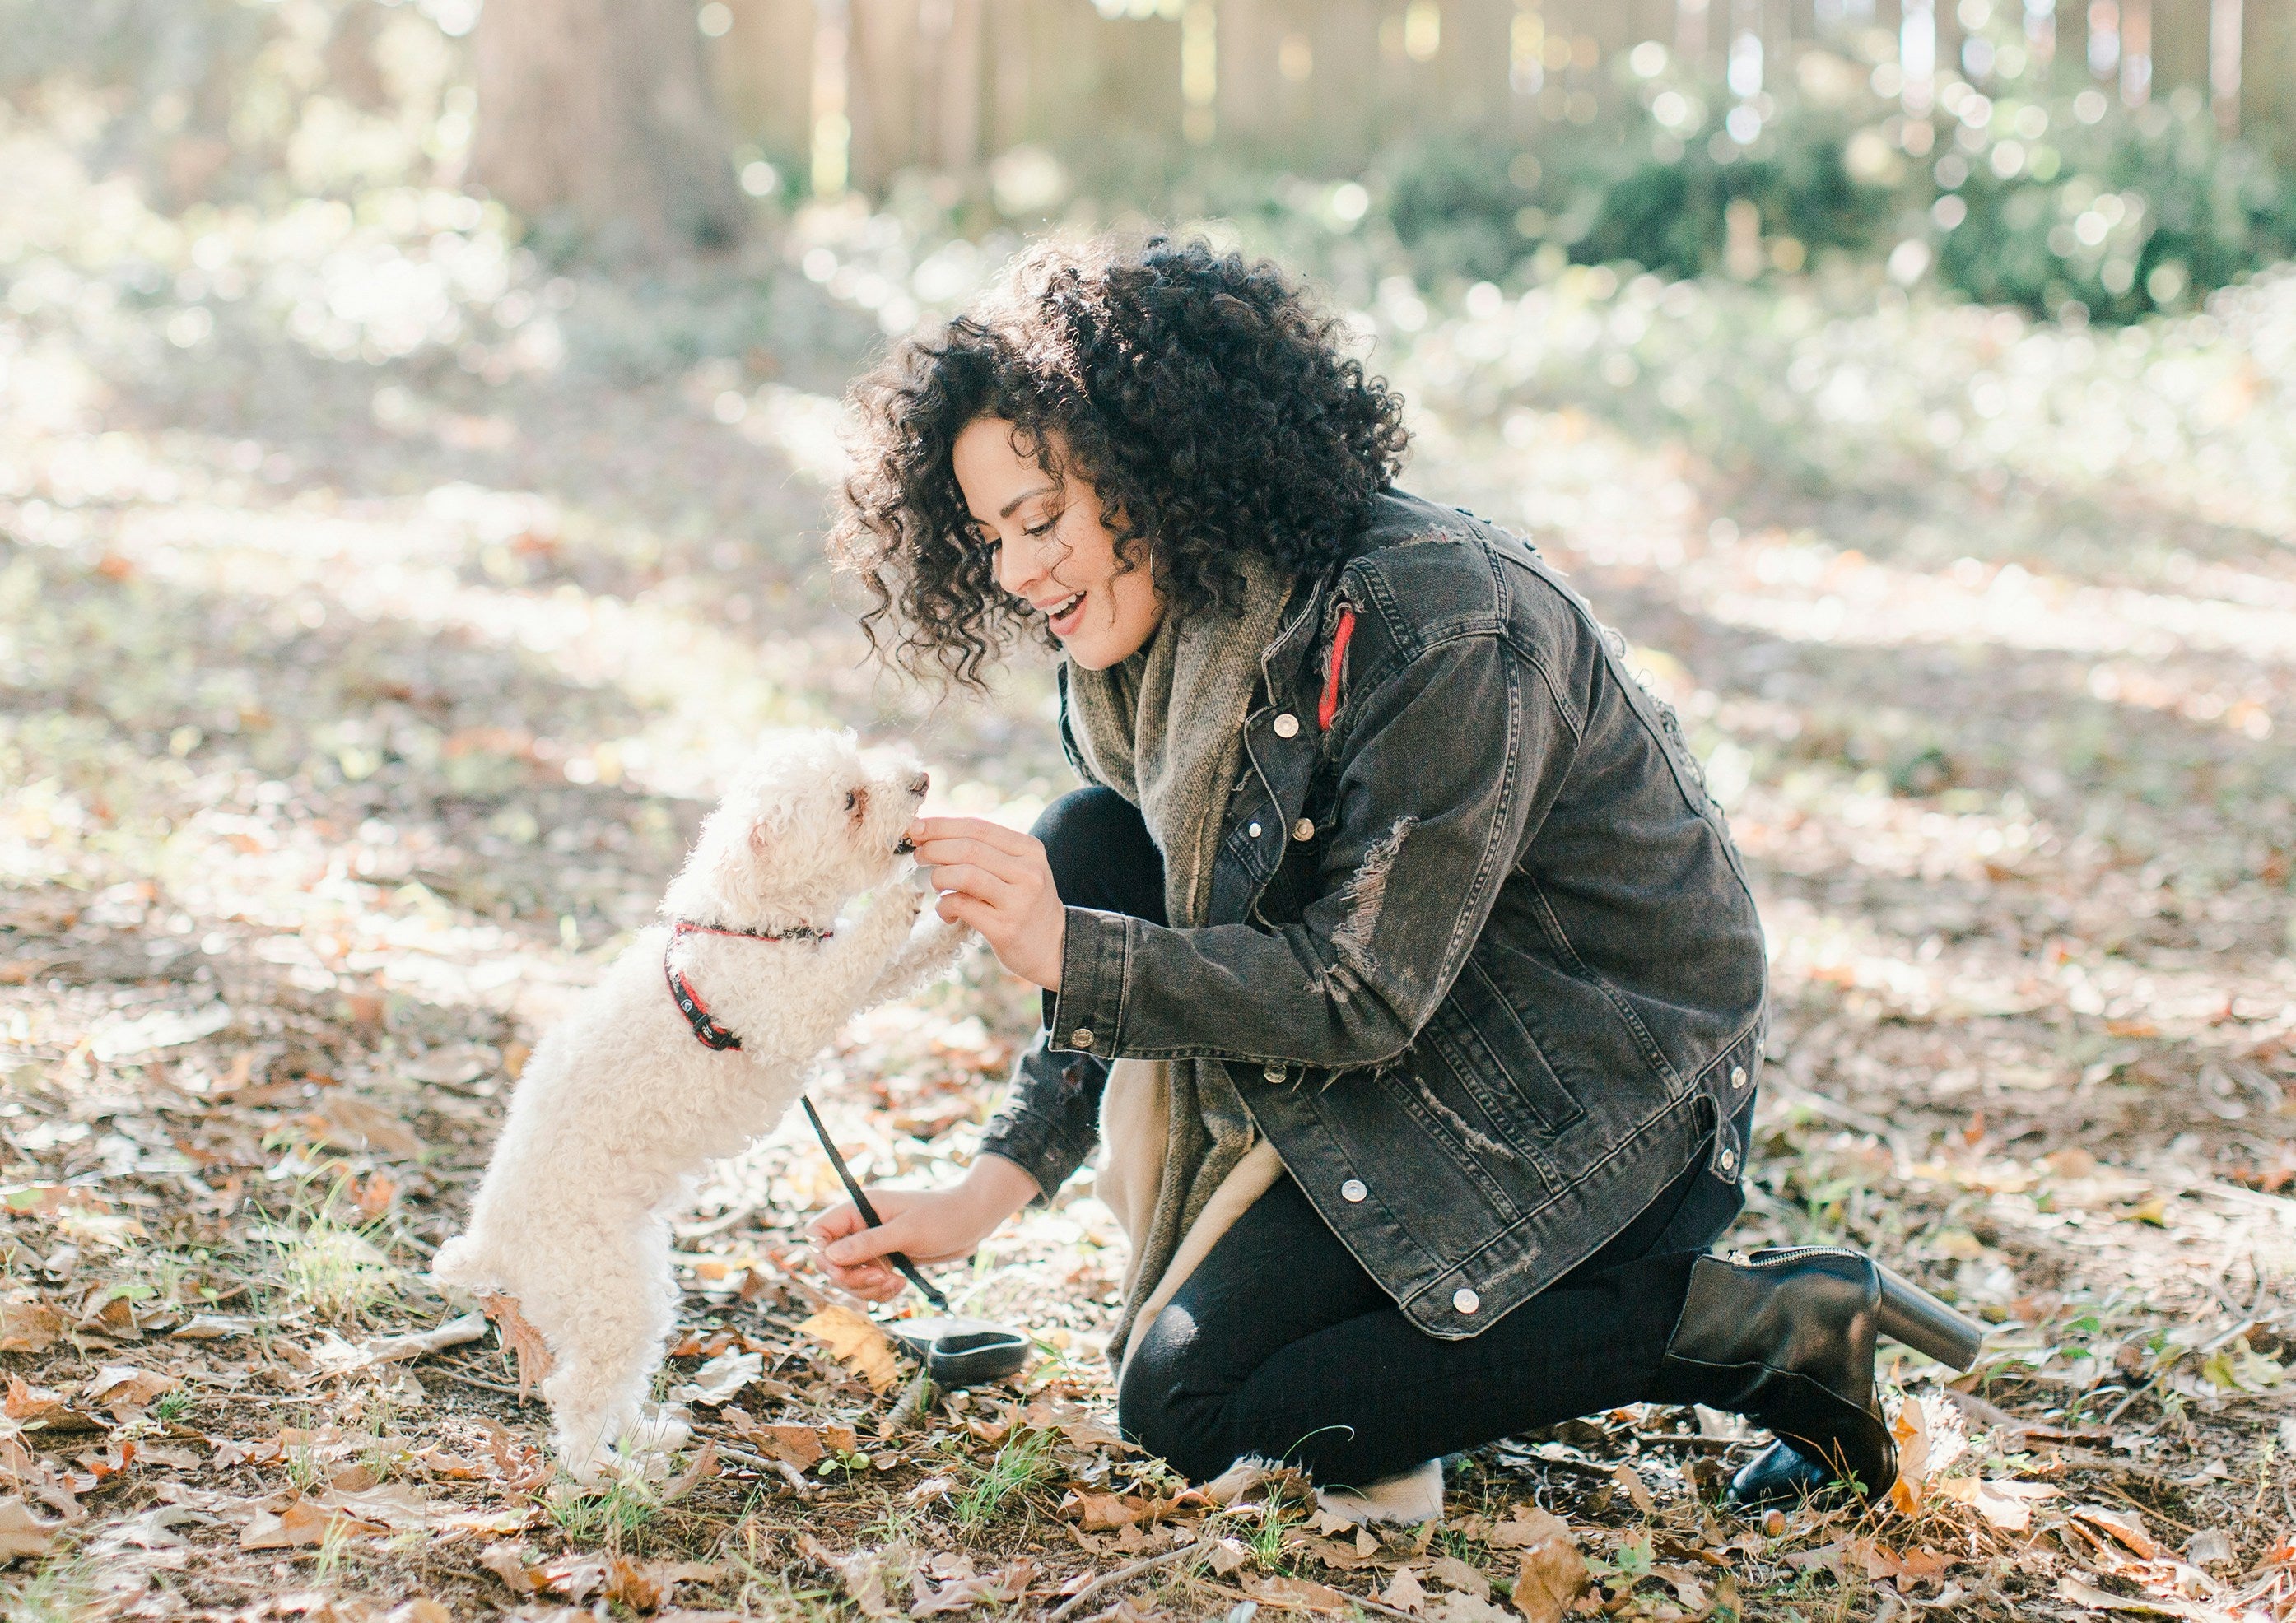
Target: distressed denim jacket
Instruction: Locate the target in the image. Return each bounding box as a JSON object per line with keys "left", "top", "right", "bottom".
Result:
{"left": 979, "top": 491, "right": 1767, "bottom": 1338}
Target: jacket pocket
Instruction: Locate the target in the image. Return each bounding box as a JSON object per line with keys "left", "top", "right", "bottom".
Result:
{"left": 1409, "top": 958, "right": 1586, "bottom": 1148}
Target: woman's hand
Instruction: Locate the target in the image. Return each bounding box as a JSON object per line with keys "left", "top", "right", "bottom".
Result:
{"left": 807, "top": 1154, "right": 1040, "bottom": 1303}
{"left": 906, "top": 816, "right": 1066, "bottom": 991}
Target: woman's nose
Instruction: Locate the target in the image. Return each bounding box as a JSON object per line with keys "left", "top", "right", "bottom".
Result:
{"left": 994, "top": 532, "right": 1042, "bottom": 599}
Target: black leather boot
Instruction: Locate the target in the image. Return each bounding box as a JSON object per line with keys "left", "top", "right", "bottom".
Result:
{"left": 1652, "top": 1249, "right": 1898, "bottom": 1505}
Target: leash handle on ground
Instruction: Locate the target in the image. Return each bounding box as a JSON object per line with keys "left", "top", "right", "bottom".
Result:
{"left": 800, "top": 1095, "right": 951, "bottom": 1313}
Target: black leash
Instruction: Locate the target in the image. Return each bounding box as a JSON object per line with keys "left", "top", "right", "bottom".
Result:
{"left": 800, "top": 1095, "right": 949, "bottom": 1312}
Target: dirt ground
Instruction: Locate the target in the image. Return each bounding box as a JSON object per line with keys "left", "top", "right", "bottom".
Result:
{"left": 2, "top": 160, "right": 2294, "bottom": 1621}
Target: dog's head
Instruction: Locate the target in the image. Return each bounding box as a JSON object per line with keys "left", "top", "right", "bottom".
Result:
{"left": 663, "top": 729, "right": 929, "bottom": 927}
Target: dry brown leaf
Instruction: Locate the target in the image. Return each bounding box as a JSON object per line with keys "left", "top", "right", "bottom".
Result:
{"left": 1936, "top": 1477, "right": 2057, "bottom": 1532}
{"left": 799, "top": 1305, "right": 898, "bottom": 1393}
{"left": 1061, "top": 1490, "right": 1157, "bottom": 1532}
{"left": 1427, "top": 1555, "right": 1491, "bottom": 1599}
{"left": 84, "top": 1365, "right": 180, "bottom": 1409}
{"left": 732, "top": 1418, "right": 825, "bottom": 1469}
{"left": 383, "top": 1602, "right": 454, "bottom": 1623}
{"left": 2071, "top": 1505, "right": 2166, "bottom": 1562}
{"left": 2056, "top": 1574, "right": 2239, "bottom": 1621}
{"left": 1509, "top": 1514, "right": 1589, "bottom": 1623}
{"left": 478, "top": 1293, "right": 557, "bottom": 1398}
{"left": 1610, "top": 1461, "right": 1658, "bottom": 1516}
{"left": 909, "top": 1558, "right": 1033, "bottom": 1616}
{"left": 0, "top": 1295, "right": 63, "bottom": 1354}
{"left": 299, "top": 1092, "right": 424, "bottom": 1158}
{"left": 477, "top": 1419, "right": 550, "bottom": 1492}
{"left": 240, "top": 1495, "right": 380, "bottom": 1550}
{"left": 1247, "top": 1574, "right": 1353, "bottom": 1612}
{"left": 0, "top": 1497, "right": 60, "bottom": 1561}
{"left": 1888, "top": 1393, "right": 1932, "bottom": 1515}
{"left": 1381, "top": 1567, "right": 1430, "bottom": 1615}
{"left": 663, "top": 1442, "right": 718, "bottom": 1504}
{"left": 5, "top": 1377, "right": 105, "bottom": 1433}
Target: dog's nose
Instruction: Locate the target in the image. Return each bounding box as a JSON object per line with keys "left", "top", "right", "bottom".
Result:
{"left": 908, "top": 771, "right": 929, "bottom": 797}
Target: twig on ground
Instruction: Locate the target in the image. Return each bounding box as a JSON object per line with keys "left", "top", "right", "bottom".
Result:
{"left": 1047, "top": 1539, "right": 1211, "bottom": 1622}
{"left": 432, "top": 1363, "right": 534, "bottom": 1402}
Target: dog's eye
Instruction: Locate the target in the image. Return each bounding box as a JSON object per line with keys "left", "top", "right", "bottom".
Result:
{"left": 845, "top": 788, "right": 866, "bottom": 816}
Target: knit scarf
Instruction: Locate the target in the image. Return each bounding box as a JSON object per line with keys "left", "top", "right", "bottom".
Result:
{"left": 1065, "top": 551, "right": 1295, "bottom": 1368}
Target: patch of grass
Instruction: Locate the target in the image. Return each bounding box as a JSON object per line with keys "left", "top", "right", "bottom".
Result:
{"left": 546, "top": 1474, "right": 662, "bottom": 1546}
{"left": 263, "top": 1198, "right": 402, "bottom": 1324}
{"left": 0, "top": 1557, "right": 102, "bottom": 1623}
{"left": 149, "top": 1388, "right": 192, "bottom": 1424}
{"left": 954, "top": 1425, "right": 1059, "bottom": 1532}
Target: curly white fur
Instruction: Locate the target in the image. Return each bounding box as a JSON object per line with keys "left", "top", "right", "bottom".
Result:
{"left": 432, "top": 728, "right": 971, "bottom": 1469}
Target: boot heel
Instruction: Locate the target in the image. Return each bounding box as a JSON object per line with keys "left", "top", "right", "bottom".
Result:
{"left": 1875, "top": 1263, "right": 1985, "bottom": 1371}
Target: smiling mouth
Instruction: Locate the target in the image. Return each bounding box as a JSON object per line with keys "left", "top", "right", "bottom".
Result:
{"left": 1041, "top": 590, "right": 1085, "bottom": 630}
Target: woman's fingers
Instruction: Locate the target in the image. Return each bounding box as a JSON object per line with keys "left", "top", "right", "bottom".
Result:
{"left": 905, "top": 815, "right": 1036, "bottom": 858}
{"left": 925, "top": 861, "right": 1018, "bottom": 906}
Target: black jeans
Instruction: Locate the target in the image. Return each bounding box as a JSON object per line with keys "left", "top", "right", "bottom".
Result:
{"left": 1035, "top": 786, "right": 1748, "bottom": 1489}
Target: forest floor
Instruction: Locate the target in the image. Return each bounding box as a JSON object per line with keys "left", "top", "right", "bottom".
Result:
{"left": 2, "top": 143, "right": 2294, "bottom": 1622}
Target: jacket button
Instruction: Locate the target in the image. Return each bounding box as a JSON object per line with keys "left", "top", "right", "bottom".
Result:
{"left": 1730, "top": 1066, "right": 1747, "bottom": 1089}
{"left": 1248, "top": 821, "right": 1262, "bottom": 838}
{"left": 1292, "top": 818, "right": 1316, "bottom": 841}
{"left": 1339, "top": 1178, "right": 1367, "bottom": 1202}
{"left": 1718, "top": 1145, "right": 1738, "bottom": 1171}
{"left": 1273, "top": 713, "right": 1300, "bottom": 738}
{"left": 1264, "top": 1063, "right": 1285, "bottom": 1084}
{"left": 1453, "top": 1287, "right": 1480, "bottom": 1315}
{"left": 1070, "top": 1029, "right": 1094, "bottom": 1049}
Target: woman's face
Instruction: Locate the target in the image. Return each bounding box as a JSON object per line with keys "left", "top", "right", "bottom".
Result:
{"left": 952, "top": 416, "right": 1164, "bottom": 670}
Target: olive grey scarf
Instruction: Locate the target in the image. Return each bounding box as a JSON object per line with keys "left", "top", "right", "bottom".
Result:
{"left": 1064, "top": 552, "right": 1294, "bottom": 1369}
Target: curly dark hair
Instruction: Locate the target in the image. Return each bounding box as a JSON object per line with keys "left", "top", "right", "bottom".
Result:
{"left": 830, "top": 235, "right": 1410, "bottom": 686}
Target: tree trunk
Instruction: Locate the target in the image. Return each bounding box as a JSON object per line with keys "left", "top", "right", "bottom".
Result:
{"left": 472, "top": 0, "right": 746, "bottom": 258}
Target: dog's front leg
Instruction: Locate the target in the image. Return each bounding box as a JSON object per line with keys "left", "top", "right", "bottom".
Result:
{"left": 858, "top": 914, "right": 973, "bottom": 1011}
{"left": 807, "top": 881, "right": 926, "bottom": 1025}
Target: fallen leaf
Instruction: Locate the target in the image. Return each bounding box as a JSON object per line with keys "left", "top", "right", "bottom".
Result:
{"left": 1382, "top": 1567, "right": 1430, "bottom": 1615}
{"left": 909, "top": 1558, "right": 1033, "bottom": 1616}
{"left": 478, "top": 1293, "right": 557, "bottom": 1398}
{"left": 383, "top": 1602, "right": 454, "bottom": 1623}
{"left": 1610, "top": 1461, "right": 1657, "bottom": 1516}
{"left": 1937, "top": 1477, "right": 2059, "bottom": 1532}
{"left": 727, "top": 1415, "right": 825, "bottom": 1469}
{"left": 672, "top": 1349, "right": 761, "bottom": 1407}
{"left": 240, "top": 1495, "right": 380, "bottom": 1550}
{"left": 5, "top": 1377, "right": 105, "bottom": 1432}
{"left": 299, "top": 1092, "right": 423, "bottom": 1158}
{"left": 0, "top": 1295, "right": 63, "bottom": 1354}
{"left": 1888, "top": 1393, "right": 1932, "bottom": 1515}
{"left": 1427, "top": 1555, "right": 1491, "bottom": 1599}
{"left": 84, "top": 1365, "right": 180, "bottom": 1409}
{"left": 799, "top": 1306, "right": 898, "bottom": 1393}
{"left": 1248, "top": 1574, "right": 1353, "bottom": 1612}
{"left": 0, "top": 1497, "right": 60, "bottom": 1561}
{"left": 1062, "top": 1490, "right": 1156, "bottom": 1531}
{"left": 663, "top": 1443, "right": 718, "bottom": 1503}
{"left": 2071, "top": 1505, "right": 2165, "bottom": 1562}
{"left": 1509, "top": 1514, "right": 1589, "bottom": 1623}
{"left": 2056, "top": 1574, "right": 2239, "bottom": 1621}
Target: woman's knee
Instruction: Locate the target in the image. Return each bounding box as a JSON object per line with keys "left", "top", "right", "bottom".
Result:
{"left": 1116, "top": 1314, "right": 1234, "bottom": 1484}
{"left": 1032, "top": 786, "right": 1165, "bottom": 923}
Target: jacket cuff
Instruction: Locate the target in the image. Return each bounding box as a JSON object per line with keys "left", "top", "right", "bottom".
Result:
{"left": 1046, "top": 906, "right": 1129, "bottom": 1058}
{"left": 976, "top": 1109, "right": 1092, "bottom": 1206}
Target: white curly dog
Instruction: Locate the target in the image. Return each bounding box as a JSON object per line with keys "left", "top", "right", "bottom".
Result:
{"left": 434, "top": 729, "right": 969, "bottom": 1470}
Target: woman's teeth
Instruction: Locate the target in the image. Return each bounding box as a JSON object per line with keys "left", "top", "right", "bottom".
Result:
{"left": 1047, "top": 592, "right": 1084, "bottom": 621}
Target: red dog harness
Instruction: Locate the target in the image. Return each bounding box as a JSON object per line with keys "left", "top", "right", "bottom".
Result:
{"left": 1318, "top": 602, "right": 1358, "bottom": 732}
{"left": 663, "top": 918, "right": 829, "bottom": 1051}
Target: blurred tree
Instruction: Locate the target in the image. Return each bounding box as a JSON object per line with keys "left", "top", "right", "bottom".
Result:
{"left": 472, "top": 0, "right": 747, "bottom": 258}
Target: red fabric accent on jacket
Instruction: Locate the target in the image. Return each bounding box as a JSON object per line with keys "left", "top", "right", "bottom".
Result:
{"left": 1317, "top": 604, "right": 1357, "bottom": 732}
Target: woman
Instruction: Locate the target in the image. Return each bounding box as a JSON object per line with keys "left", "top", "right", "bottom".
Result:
{"left": 813, "top": 235, "right": 1959, "bottom": 1512}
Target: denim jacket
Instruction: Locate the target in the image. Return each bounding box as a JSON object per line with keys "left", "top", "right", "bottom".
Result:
{"left": 979, "top": 491, "right": 1767, "bottom": 1338}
